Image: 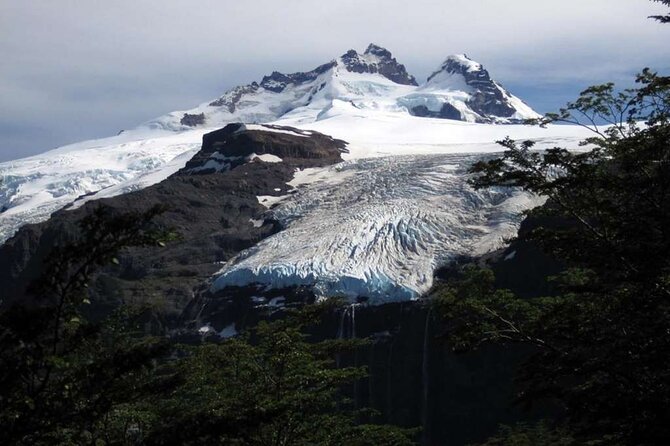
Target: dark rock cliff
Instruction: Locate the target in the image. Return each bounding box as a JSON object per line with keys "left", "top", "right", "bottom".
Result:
{"left": 341, "top": 43, "right": 418, "bottom": 86}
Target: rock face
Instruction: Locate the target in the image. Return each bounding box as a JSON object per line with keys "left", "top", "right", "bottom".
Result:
{"left": 208, "top": 83, "right": 260, "bottom": 112}
{"left": 258, "top": 62, "right": 337, "bottom": 93}
{"left": 186, "top": 295, "right": 533, "bottom": 444}
{"left": 182, "top": 124, "right": 345, "bottom": 173}
{"left": 409, "top": 103, "right": 462, "bottom": 120}
{"left": 340, "top": 43, "right": 418, "bottom": 86}
{"left": 0, "top": 124, "right": 346, "bottom": 323}
{"left": 180, "top": 112, "right": 206, "bottom": 127}
{"left": 420, "top": 54, "right": 533, "bottom": 122}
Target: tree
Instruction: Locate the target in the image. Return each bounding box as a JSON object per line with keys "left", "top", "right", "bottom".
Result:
{"left": 434, "top": 57, "right": 670, "bottom": 446}
{"left": 650, "top": 0, "right": 670, "bottom": 23}
{"left": 136, "top": 304, "right": 416, "bottom": 446}
{"left": 0, "top": 205, "right": 176, "bottom": 445}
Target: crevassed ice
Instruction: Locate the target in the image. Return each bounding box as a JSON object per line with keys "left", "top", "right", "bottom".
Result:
{"left": 0, "top": 131, "right": 202, "bottom": 243}
{"left": 211, "top": 153, "right": 544, "bottom": 303}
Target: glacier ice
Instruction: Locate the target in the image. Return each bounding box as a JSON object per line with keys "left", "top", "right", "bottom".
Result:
{"left": 211, "top": 153, "right": 544, "bottom": 303}
{"left": 0, "top": 130, "right": 202, "bottom": 243}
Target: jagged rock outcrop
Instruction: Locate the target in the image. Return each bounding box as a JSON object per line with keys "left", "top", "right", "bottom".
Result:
{"left": 409, "top": 103, "right": 462, "bottom": 120}
{"left": 208, "top": 82, "right": 260, "bottom": 112}
{"left": 416, "top": 54, "right": 537, "bottom": 122}
{"left": 340, "top": 43, "right": 418, "bottom": 86}
{"left": 258, "top": 62, "right": 337, "bottom": 93}
{"left": 434, "top": 55, "right": 516, "bottom": 118}
{"left": 180, "top": 112, "right": 206, "bottom": 127}
{"left": 183, "top": 124, "right": 345, "bottom": 173}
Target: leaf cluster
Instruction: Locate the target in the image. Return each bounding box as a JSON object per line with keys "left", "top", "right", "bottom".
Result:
{"left": 0, "top": 205, "right": 176, "bottom": 445}
{"left": 649, "top": 0, "right": 670, "bottom": 22}
{"left": 438, "top": 69, "right": 670, "bottom": 444}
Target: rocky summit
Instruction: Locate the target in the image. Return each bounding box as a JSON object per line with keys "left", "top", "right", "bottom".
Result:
{"left": 427, "top": 54, "right": 521, "bottom": 119}
{"left": 138, "top": 43, "right": 539, "bottom": 132}
{"left": 340, "top": 43, "right": 418, "bottom": 86}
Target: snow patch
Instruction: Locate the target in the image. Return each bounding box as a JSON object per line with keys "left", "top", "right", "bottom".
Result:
{"left": 250, "top": 153, "right": 283, "bottom": 163}
{"left": 249, "top": 218, "right": 265, "bottom": 228}
{"left": 219, "top": 323, "right": 238, "bottom": 338}
{"left": 257, "top": 194, "right": 289, "bottom": 208}
{"left": 198, "top": 324, "right": 215, "bottom": 335}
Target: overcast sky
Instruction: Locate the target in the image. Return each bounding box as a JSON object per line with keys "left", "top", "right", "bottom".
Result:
{"left": 1, "top": 0, "right": 669, "bottom": 162}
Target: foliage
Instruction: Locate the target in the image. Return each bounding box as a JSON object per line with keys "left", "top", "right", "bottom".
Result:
{"left": 650, "top": 0, "right": 670, "bottom": 22}
{"left": 137, "top": 304, "right": 416, "bottom": 445}
{"left": 0, "top": 205, "right": 176, "bottom": 445}
{"left": 435, "top": 62, "right": 670, "bottom": 444}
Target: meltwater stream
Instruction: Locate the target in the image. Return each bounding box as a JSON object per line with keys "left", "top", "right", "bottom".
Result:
{"left": 211, "top": 153, "right": 542, "bottom": 303}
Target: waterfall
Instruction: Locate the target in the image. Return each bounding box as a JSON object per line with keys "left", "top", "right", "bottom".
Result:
{"left": 421, "top": 307, "right": 432, "bottom": 446}
{"left": 335, "top": 306, "right": 349, "bottom": 368}
{"left": 336, "top": 304, "right": 357, "bottom": 367}
{"left": 337, "top": 306, "right": 349, "bottom": 339}
{"left": 336, "top": 304, "right": 357, "bottom": 340}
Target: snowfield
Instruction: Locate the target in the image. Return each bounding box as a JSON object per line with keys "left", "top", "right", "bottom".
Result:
{"left": 0, "top": 129, "right": 204, "bottom": 242}
{"left": 0, "top": 113, "right": 591, "bottom": 244}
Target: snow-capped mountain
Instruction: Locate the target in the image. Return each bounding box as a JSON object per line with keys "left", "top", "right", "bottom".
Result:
{"left": 0, "top": 44, "right": 591, "bottom": 303}
{"left": 145, "top": 44, "right": 540, "bottom": 131}
{"left": 399, "top": 54, "right": 539, "bottom": 122}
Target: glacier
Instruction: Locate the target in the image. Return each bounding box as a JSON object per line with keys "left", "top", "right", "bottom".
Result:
{"left": 211, "top": 153, "right": 544, "bottom": 303}
{"left": 0, "top": 44, "right": 599, "bottom": 303}
{"left": 0, "top": 107, "right": 592, "bottom": 244}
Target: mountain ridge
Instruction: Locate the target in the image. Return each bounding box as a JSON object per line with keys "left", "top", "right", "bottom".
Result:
{"left": 145, "top": 43, "right": 540, "bottom": 132}
{"left": 0, "top": 45, "right": 589, "bottom": 249}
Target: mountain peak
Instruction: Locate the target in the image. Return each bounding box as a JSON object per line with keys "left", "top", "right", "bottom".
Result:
{"left": 364, "top": 43, "right": 393, "bottom": 58}
{"left": 419, "top": 53, "right": 539, "bottom": 122}
{"left": 165, "top": 47, "right": 538, "bottom": 132}
{"left": 339, "top": 44, "right": 417, "bottom": 86}
{"left": 428, "top": 54, "right": 484, "bottom": 82}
